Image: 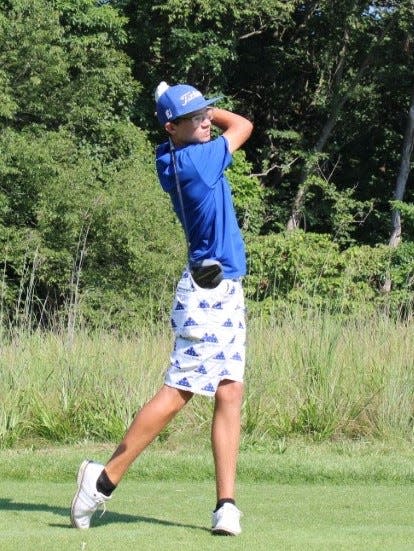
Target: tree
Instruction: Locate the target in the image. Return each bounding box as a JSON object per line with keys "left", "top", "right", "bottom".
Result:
{"left": 388, "top": 86, "right": 414, "bottom": 248}
{"left": 285, "top": 1, "right": 395, "bottom": 230}
{"left": 0, "top": 0, "right": 183, "bottom": 329}
{"left": 121, "top": 1, "right": 414, "bottom": 244}
{"left": 381, "top": 75, "right": 414, "bottom": 292}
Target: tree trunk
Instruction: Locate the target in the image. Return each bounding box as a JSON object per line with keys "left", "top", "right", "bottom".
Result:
{"left": 286, "top": 108, "right": 345, "bottom": 230}
{"left": 382, "top": 86, "right": 414, "bottom": 292}
{"left": 287, "top": 11, "right": 395, "bottom": 230}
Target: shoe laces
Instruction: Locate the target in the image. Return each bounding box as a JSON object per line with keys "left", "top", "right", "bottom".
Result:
{"left": 98, "top": 501, "right": 107, "bottom": 518}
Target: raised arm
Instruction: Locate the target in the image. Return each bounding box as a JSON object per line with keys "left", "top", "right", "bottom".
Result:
{"left": 211, "top": 108, "right": 253, "bottom": 153}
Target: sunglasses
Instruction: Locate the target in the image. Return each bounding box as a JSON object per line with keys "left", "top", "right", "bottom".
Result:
{"left": 176, "top": 107, "right": 214, "bottom": 128}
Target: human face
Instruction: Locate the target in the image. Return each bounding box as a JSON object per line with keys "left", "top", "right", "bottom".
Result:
{"left": 177, "top": 107, "right": 214, "bottom": 128}
{"left": 168, "top": 107, "right": 214, "bottom": 146}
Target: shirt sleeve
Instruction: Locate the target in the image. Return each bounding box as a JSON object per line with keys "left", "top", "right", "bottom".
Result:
{"left": 184, "top": 136, "right": 232, "bottom": 189}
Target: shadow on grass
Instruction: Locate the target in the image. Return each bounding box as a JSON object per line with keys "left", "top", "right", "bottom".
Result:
{"left": 0, "top": 498, "right": 210, "bottom": 533}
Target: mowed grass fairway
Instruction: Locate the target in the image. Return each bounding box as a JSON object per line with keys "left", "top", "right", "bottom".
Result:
{"left": 1, "top": 480, "right": 414, "bottom": 551}
{"left": 1, "top": 444, "right": 414, "bottom": 550}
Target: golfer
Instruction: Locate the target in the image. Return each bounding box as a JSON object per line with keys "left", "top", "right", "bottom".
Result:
{"left": 70, "top": 81, "right": 253, "bottom": 535}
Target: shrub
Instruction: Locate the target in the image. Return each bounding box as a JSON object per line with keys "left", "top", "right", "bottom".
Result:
{"left": 244, "top": 230, "right": 412, "bottom": 317}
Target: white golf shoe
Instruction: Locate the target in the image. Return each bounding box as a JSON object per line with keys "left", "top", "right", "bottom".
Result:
{"left": 70, "top": 460, "right": 111, "bottom": 529}
{"left": 211, "top": 503, "right": 242, "bottom": 536}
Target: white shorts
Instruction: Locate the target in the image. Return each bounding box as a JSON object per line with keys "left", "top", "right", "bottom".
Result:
{"left": 165, "top": 269, "right": 246, "bottom": 396}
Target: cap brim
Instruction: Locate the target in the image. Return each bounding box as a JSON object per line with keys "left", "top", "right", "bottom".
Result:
{"left": 205, "top": 96, "right": 222, "bottom": 105}
{"left": 178, "top": 96, "right": 222, "bottom": 118}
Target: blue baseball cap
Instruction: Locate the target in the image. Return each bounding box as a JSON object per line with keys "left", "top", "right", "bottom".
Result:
{"left": 155, "top": 82, "right": 221, "bottom": 125}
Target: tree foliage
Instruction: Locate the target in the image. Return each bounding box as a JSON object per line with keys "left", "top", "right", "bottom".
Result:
{"left": 123, "top": 0, "right": 414, "bottom": 242}
{"left": 0, "top": 0, "right": 183, "bottom": 329}
{"left": 1, "top": 0, "right": 414, "bottom": 330}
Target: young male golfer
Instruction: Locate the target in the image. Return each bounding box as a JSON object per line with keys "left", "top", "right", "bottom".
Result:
{"left": 70, "top": 81, "right": 253, "bottom": 535}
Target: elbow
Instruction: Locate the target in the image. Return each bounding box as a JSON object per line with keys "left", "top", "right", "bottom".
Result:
{"left": 243, "top": 119, "right": 253, "bottom": 142}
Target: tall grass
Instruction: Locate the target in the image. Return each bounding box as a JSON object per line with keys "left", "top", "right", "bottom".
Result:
{"left": 1, "top": 309, "right": 413, "bottom": 449}
{"left": 246, "top": 310, "right": 414, "bottom": 443}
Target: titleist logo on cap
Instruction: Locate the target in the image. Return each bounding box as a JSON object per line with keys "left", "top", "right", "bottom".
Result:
{"left": 180, "top": 90, "right": 202, "bottom": 106}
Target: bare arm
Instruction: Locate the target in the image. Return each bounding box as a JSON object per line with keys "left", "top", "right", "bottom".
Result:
{"left": 211, "top": 108, "right": 253, "bottom": 153}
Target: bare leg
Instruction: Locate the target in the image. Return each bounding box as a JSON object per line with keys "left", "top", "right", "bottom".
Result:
{"left": 211, "top": 380, "right": 244, "bottom": 501}
{"left": 104, "top": 385, "right": 193, "bottom": 485}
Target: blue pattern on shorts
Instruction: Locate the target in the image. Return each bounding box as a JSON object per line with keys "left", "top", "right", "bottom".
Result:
{"left": 165, "top": 270, "right": 246, "bottom": 396}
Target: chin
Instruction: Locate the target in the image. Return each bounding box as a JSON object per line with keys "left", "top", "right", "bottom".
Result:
{"left": 191, "top": 136, "right": 210, "bottom": 144}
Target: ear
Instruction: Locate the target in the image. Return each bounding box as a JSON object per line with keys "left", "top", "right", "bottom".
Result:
{"left": 165, "top": 121, "right": 177, "bottom": 136}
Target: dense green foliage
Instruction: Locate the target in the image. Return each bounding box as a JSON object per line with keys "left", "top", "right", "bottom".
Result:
{"left": 246, "top": 230, "right": 414, "bottom": 316}
{"left": 0, "top": 0, "right": 185, "bottom": 328}
{"left": 1, "top": 0, "right": 413, "bottom": 329}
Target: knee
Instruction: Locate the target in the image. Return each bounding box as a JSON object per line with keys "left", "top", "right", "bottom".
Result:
{"left": 158, "top": 385, "right": 193, "bottom": 415}
{"left": 216, "top": 380, "right": 244, "bottom": 406}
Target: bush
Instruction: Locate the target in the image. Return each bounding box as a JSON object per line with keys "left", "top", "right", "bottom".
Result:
{"left": 227, "top": 150, "right": 265, "bottom": 235}
{"left": 0, "top": 125, "right": 185, "bottom": 331}
{"left": 244, "top": 230, "right": 412, "bottom": 317}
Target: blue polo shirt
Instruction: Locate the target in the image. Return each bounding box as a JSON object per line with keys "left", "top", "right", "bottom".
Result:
{"left": 156, "top": 135, "right": 246, "bottom": 278}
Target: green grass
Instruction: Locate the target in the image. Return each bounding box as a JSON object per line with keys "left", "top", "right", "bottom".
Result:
{"left": 1, "top": 310, "right": 414, "bottom": 448}
{"left": 1, "top": 312, "right": 414, "bottom": 549}
{"left": 1, "top": 441, "right": 414, "bottom": 550}
{"left": 1, "top": 479, "right": 414, "bottom": 550}
{"left": 2, "top": 439, "right": 414, "bottom": 484}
